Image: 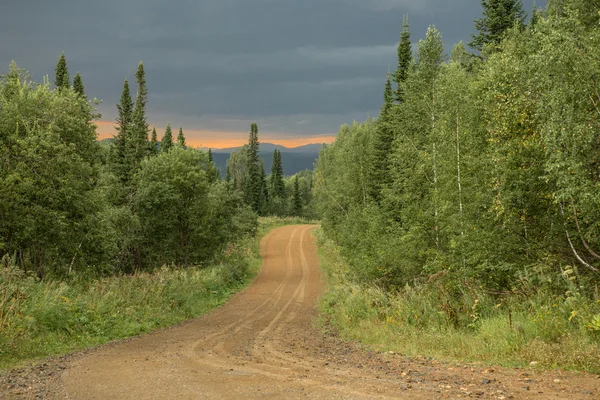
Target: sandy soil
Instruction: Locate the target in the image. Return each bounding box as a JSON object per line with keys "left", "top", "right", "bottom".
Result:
{"left": 1, "top": 224, "right": 599, "bottom": 399}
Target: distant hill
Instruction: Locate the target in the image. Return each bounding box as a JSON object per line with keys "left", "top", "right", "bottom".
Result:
{"left": 211, "top": 142, "right": 325, "bottom": 177}
{"left": 210, "top": 142, "right": 325, "bottom": 155}
{"left": 99, "top": 139, "right": 324, "bottom": 177}
{"left": 211, "top": 151, "right": 319, "bottom": 178}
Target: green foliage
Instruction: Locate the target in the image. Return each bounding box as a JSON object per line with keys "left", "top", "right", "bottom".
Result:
{"left": 292, "top": 175, "right": 302, "bottom": 216}
{"left": 470, "top": 0, "right": 527, "bottom": 52}
{"left": 243, "top": 123, "right": 268, "bottom": 215}
{"left": 73, "top": 73, "right": 85, "bottom": 97}
{"left": 207, "top": 149, "right": 221, "bottom": 184}
{"left": 394, "top": 15, "right": 412, "bottom": 103}
{"left": 1, "top": 59, "right": 258, "bottom": 278}
{"left": 369, "top": 74, "right": 394, "bottom": 202}
{"left": 317, "top": 231, "right": 600, "bottom": 373}
{"left": 149, "top": 127, "right": 158, "bottom": 156}
{"left": 54, "top": 52, "right": 69, "bottom": 90}
{"left": 113, "top": 79, "right": 133, "bottom": 184}
{"left": 129, "top": 62, "right": 149, "bottom": 167}
{"left": 0, "top": 62, "right": 100, "bottom": 278}
{"left": 313, "top": 1, "right": 600, "bottom": 371}
{"left": 177, "top": 126, "right": 186, "bottom": 148}
{"left": 161, "top": 123, "right": 173, "bottom": 153}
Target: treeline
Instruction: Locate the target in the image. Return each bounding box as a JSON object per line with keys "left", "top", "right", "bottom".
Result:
{"left": 0, "top": 56, "right": 256, "bottom": 279}
{"left": 314, "top": 0, "right": 600, "bottom": 336}
{"left": 223, "top": 124, "right": 315, "bottom": 219}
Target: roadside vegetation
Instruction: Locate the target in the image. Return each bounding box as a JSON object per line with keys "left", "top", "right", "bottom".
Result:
{"left": 313, "top": 0, "right": 600, "bottom": 373}
{"left": 0, "top": 217, "right": 307, "bottom": 370}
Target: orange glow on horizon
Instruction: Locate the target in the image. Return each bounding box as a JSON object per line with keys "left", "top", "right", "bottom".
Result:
{"left": 95, "top": 120, "right": 335, "bottom": 149}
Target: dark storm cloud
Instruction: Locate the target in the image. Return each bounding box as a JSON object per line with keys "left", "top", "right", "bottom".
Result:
{"left": 0, "top": 0, "right": 545, "bottom": 136}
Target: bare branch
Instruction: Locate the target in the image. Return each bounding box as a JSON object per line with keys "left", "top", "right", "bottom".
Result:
{"left": 560, "top": 203, "right": 599, "bottom": 273}
{"left": 570, "top": 200, "right": 600, "bottom": 260}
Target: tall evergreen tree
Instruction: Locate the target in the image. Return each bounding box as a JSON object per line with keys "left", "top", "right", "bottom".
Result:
{"left": 161, "top": 123, "right": 174, "bottom": 153}
{"left": 54, "top": 52, "right": 69, "bottom": 90}
{"left": 470, "top": 0, "right": 526, "bottom": 52}
{"left": 225, "top": 164, "right": 232, "bottom": 183}
{"left": 529, "top": 0, "right": 540, "bottom": 27}
{"left": 394, "top": 16, "right": 412, "bottom": 103}
{"left": 260, "top": 161, "right": 270, "bottom": 214}
{"left": 245, "top": 123, "right": 263, "bottom": 213}
{"left": 270, "top": 149, "right": 285, "bottom": 198}
{"left": 292, "top": 175, "right": 303, "bottom": 216}
{"left": 73, "top": 72, "right": 85, "bottom": 97}
{"left": 130, "top": 62, "right": 149, "bottom": 164}
{"left": 114, "top": 79, "right": 134, "bottom": 183}
{"left": 177, "top": 126, "right": 186, "bottom": 148}
{"left": 207, "top": 149, "right": 220, "bottom": 183}
{"left": 369, "top": 73, "right": 395, "bottom": 202}
{"left": 149, "top": 127, "right": 158, "bottom": 156}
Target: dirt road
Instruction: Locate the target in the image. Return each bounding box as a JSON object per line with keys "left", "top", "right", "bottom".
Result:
{"left": 2, "top": 225, "right": 599, "bottom": 399}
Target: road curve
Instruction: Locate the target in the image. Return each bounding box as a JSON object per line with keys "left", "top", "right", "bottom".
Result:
{"left": 54, "top": 225, "right": 599, "bottom": 399}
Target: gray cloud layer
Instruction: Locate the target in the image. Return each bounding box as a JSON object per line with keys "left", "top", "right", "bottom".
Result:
{"left": 1, "top": 0, "right": 544, "bottom": 137}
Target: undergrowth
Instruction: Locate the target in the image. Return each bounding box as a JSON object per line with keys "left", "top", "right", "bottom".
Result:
{"left": 316, "top": 229, "right": 600, "bottom": 373}
{"left": 0, "top": 217, "right": 305, "bottom": 370}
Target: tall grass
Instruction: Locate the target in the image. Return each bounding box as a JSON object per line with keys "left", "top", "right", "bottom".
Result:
{"left": 316, "top": 229, "right": 600, "bottom": 373}
{"left": 0, "top": 218, "right": 306, "bottom": 370}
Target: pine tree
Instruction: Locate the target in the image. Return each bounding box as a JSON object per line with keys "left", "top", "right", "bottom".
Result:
{"left": 369, "top": 73, "right": 395, "bottom": 201}
{"left": 292, "top": 175, "right": 303, "bottom": 217}
{"left": 54, "top": 52, "right": 69, "bottom": 90}
{"left": 161, "top": 123, "right": 174, "bottom": 153}
{"left": 177, "top": 126, "right": 186, "bottom": 148}
{"left": 130, "top": 62, "right": 149, "bottom": 163}
{"left": 470, "top": 0, "right": 526, "bottom": 52}
{"left": 73, "top": 73, "right": 85, "bottom": 97}
{"left": 149, "top": 127, "right": 158, "bottom": 156}
{"left": 394, "top": 16, "right": 412, "bottom": 103}
{"left": 114, "top": 79, "right": 133, "bottom": 183}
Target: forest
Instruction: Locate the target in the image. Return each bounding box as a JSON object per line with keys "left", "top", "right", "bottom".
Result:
{"left": 313, "top": 0, "right": 600, "bottom": 370}
{"left": 0, "top": 57, "right": 313, "bottom": 279}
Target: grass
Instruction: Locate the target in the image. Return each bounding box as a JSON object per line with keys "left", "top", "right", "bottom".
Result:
{"left": 315, "top": 228, "right": 600, "bottom": 373}
{"left": 0, "top": 217, "right": 309, "bottom": 371}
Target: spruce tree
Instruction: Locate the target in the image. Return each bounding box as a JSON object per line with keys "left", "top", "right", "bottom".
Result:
{"left": 207, "top": 149, "right": 220, "bottom": 183}
{"left": 245, "top": 123, "right": 262, "bottom": 213}
{"left": 470, "top": 0, "right": 526, "bottom": 52}
{"left": 529, "top": 1, "right": 540, "bottom": 27}
{"left": 161, "top": 124, "right": 174, "bottom": 153}
{"left": 270, "top": 149, "right": 286, "bottom": 198}
{"left": 54, "top": 52, "right": 69, "bottom": 90}
{"left": 292, "top": 175, "right": 303, "bottom": 217}
{"left": 369, "top": 73, "right": 395, "bottom": 201}
{"left": 260, "top": 161, "right": 270, "bottom": 214}
{"left": 225, "top": 164, "right": 232, "bottom": 183}
{"left": 73, "top": 72, "right": 85, "bottom": 97}
{"left": 131, "top": 62, "right": 149, "bottom": 163}
{"left": 114, "top": 79, "right": 133, "bottom": 183}
{"left": 394, "top": 16, "right": 412, "bottom": 103}
{"left": 149, "top": 127, "right": 158, "bottom": 156}
{"left": 177, "top": 126, "right": 186, "bottom": 148}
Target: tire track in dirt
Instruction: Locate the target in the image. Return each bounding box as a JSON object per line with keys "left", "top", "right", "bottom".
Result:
{"left": 3, "top": 224, "right": 599, "bottom": 399}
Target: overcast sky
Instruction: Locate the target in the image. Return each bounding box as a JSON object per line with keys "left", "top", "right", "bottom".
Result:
{"left": 1, "top": 0, "right": 545, "bottom": 147}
